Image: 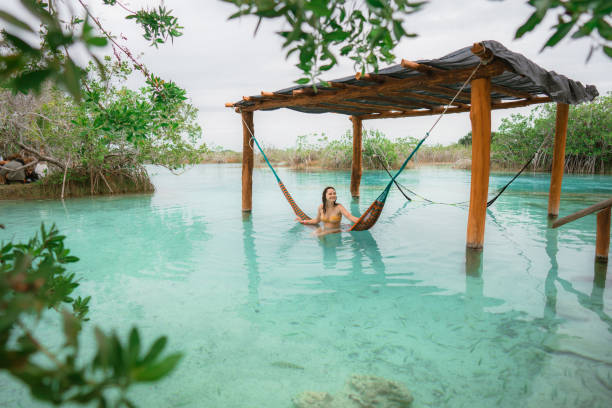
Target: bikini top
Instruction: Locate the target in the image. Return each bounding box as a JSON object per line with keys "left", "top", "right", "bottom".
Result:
{"left": 321, "top": 211, "right": 342, "bottom": 223}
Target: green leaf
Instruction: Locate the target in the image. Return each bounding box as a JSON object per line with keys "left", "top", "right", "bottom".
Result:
{"left": 306, "top": 0, "right": 330, "bottom": 17}
{"left": 515, "top": 11, "right": 544, "bottom": 39}
{"left": 295, "top": 77, "right": 310, "bottom": 84}
{"left": 366, "top": 0, "right": 385, "bottom": 9}
{"left": 128, "top": 327, "right": 141, "bottom": 364}
{"left": 543, "top": 19, "right": 577, "bottom": 49}
{"left": 604, "top": 45, "right": 612, "bottom": 58}
{"left": 141, "top": 336, "right": 167, "bottom": 365}
{"left": 87, "top": 37, "right": 108, "bottom": 47}
{"left": 133, "top": 353, "right": 182, "bottom": 382}
{"left": 596, "top": 18, "right": 612, "bottom": 41}
{"left": 323, "top": 30, "right": 349, "bottom": 42}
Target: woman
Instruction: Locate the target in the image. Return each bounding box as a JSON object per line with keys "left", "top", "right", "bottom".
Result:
{"left": 297, "top": 186, "right": 360, "bottom": 235}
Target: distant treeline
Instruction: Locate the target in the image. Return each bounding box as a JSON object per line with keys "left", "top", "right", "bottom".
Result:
{"left": 204, "top": 94, "right": 611, "bottom": 174}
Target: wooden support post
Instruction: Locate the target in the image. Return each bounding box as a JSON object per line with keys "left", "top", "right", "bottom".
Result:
{"left": 242, "top": 111, "right": 254, "bottom": 212}
{"left": 350, "top": 116, "right": 363, "bottom": 198}
{"left": 466, "top": 77, "right": 491, "bottom": 250}
{"left": 596, "top": 207, "right": 611, "bottom": 263}
{"left": 548, "top": 103, "right": 569, "bottom": 218}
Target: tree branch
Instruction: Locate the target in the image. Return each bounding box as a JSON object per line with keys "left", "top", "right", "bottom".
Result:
{"left": 17, "top": 142, "right": 66, "bottom": 170}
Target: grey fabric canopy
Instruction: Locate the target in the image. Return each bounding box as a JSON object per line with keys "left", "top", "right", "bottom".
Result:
{"left": 229, "top": 40, "right": 598, "bottom": 117}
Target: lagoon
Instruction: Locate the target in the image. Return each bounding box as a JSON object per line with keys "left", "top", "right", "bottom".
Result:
{"left": 0, "top": 164, "right": 611, "bottom": 407}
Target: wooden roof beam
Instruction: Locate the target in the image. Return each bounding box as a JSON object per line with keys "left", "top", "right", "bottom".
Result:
{"left": 234, "top": 59, "right": 509, "bottom": 112}
{"left": 360, "top": 96, "right": 552, "bottom": 120}
{"left": 260, "top": 91, "right": 292, "bottom": 99}
{"left": 386, "top": 89, "right": 469, "bottom": 108}
{"left": 400, "top": 59, "right": 444, "bottom": 74}
{"left": 334, "top": 98, "right": 422, "bottom": 113}
{"left": 311, "top": 103, "right": 385, "bottom": 115}
{"left": 490, "top": 84, "right": 535, "bottom": 100}
{"left": 357, "top": 94, "right": 440, "bottom": 110}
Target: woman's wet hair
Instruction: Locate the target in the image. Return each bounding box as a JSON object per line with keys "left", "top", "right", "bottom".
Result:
{"left": 322, "top": 186, "right": 337, "bottom": 214}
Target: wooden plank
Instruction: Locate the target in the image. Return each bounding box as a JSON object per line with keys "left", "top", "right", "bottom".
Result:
{"left": 242, "top": 111, "right": 254, "bottom": 212}
{"left": 351, "top": 116, "right": 363, "bottom": 198}
{"left": 359, "top": 96, "right": 551, "bottom": 120}
{"left": 357, "top": 94, "right": 437, "bottom": 110}
{"left": 466, "top": 77, "right": 491, "bottom": 250}
{"left": 490, "top": 84, "right": 533, "bottom": 99}
{"left": 315, "top": 102, "right": 380, "bottom": 114}
{"left": 400, "top": 59, "right": 444, "bottom": 73}
{"left": 387, "top": 89, "right": 468, "bottom": 108}
{"left": 235, "top": 60, "right": 509, "bottom": 112}
{"left": 417, "top": 84, "right": 472, "bottom": 102}
{"left": 596, "top": 207, "right": 611, "bottom": 263}
{"left": 548, "top": 103, "right": 569, "bottom": 218}
{"left": 552, "top": 197, "right": 612, "bottom": 228}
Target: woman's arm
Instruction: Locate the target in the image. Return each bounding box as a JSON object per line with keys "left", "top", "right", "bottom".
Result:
{"left": 296, "top": 205, "right": 321, "bottom": 225}
{"left": 338, "top": 204, "right": 360, "bottom": 224}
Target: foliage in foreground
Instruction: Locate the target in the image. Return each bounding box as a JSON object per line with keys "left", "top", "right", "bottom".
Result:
{"left": 0, "top": 224, "right": 182, "bottom": 407}
{"left": 0, "top": 0, "right": 608, "bottom": 100}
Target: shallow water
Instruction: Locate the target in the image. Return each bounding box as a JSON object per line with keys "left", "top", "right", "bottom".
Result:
{"left": 1, "top": 164, "right": 611, "bottom": 407}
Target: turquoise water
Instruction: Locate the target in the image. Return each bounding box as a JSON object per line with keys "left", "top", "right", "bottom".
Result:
{"left": 0, "top": 164, "right": 611, "bottom": 407}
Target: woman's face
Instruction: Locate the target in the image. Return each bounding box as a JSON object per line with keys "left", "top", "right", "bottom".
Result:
{"left": 326, "top": 188, "right": 337, "bottom": 202}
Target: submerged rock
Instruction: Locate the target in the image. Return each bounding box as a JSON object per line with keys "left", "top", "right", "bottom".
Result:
{"left": 293, "top": 374, "right": 413, "bottom": 408}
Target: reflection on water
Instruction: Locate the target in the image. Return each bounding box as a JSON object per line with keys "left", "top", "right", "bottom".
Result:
{"left": 0, "top": 165, "right": 611, "bottom": 408}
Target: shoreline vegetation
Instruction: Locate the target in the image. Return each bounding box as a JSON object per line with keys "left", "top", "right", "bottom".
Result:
{"left": 205, "top": 95, "right": 611, "bottom": 174}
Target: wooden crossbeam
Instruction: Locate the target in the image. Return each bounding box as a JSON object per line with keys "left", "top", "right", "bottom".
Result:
{"left": 358, "top": 96, "right": 551, "bottom": 120}
{"left": 490, "top": 84, "right": 534, "bottom": 99}
{"left": 387, "top": 89, "right": 469, "bottom": 108}
{"left": 335, "top": 98, "right": 416, "bottom": 113}
{"left": 416, "top": 84, "right": 472, "bottom": 102}
{"left": 261, "top": 91, "right": 292, "bottom": 99}
{"left": 314, "top": 102, "right": 380, "bottom": 114}
{"left": 233, "top": 59, "right": 509, "bottom": 112}
{"left": 357, "top": 94, "right": 439, "bottom": 110}
{"left": 400, "top": 59, "right": 444, "bottom": 73}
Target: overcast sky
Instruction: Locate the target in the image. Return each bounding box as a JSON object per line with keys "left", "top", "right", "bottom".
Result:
{"left": 6, "top": 0, "right": 612, "bottom": 150}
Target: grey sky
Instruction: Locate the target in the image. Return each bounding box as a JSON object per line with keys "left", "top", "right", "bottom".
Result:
{"left": 6, "top": 1, "right": 612, "bottom": 150}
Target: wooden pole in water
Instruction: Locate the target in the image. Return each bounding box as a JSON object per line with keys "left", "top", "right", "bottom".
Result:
{"left": 466, "top": 77, "right": 491, "bottom": 250}
{"left": 242, "top": 111, "right": 254, "bottom": 212}
{"left": 596, "top": 207, "right": 611, "bottom": 263}
{"left": 350, "top": 116, "right": 363, "bottom": 198}
{"left": 548, "top": 103, "right": 569, "bottom": 218}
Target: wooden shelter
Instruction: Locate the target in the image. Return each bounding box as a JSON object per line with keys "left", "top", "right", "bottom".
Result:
{"left": 226, "top": 40, "right": 598, "bottom": 250}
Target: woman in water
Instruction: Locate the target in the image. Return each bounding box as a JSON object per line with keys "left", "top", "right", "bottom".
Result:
{"left": 297, "top": 186, "right": 360, "bottom": 235}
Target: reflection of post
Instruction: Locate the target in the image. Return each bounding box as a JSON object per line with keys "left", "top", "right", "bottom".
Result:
{"left": 465, "top": 248, "right": 483, "bottom": 277}
{"left": 596, "top": 207, "right": 610, "bottom": 264}
{"left": 591, "top": 262, "right": 607, "bottom": 309}
{"left": 464, "top": 249, "right": 483, "bottom": 317}
{"left": 544, "top": 226, "right": 559, "bottom": 321}
{"left": 242, "top": 213, "right": 260, "bottom": 311}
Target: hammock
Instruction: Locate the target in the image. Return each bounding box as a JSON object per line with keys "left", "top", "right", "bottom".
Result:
{"left": 249, "top": 135, "right": 311, "bottom": 221}
{"left": 242, "top": 55, "right": 485, "bottom": 231}
{"left": 373, "top": 133, "right": 551, "bottom": 208}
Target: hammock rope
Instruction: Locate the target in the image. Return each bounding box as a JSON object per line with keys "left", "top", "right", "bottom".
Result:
{"left": 243, "top": 119, "right": 312, "bottom": 221}
{"left": 348, "top": 58, "right": 483, "bottom": 231}
{"left": 373, "top": 133, "right": 551, "bottom": 208}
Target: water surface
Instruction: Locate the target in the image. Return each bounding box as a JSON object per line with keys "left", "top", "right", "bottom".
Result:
{"left": 0, "top": 165, "right": 611, "bottom": 407}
